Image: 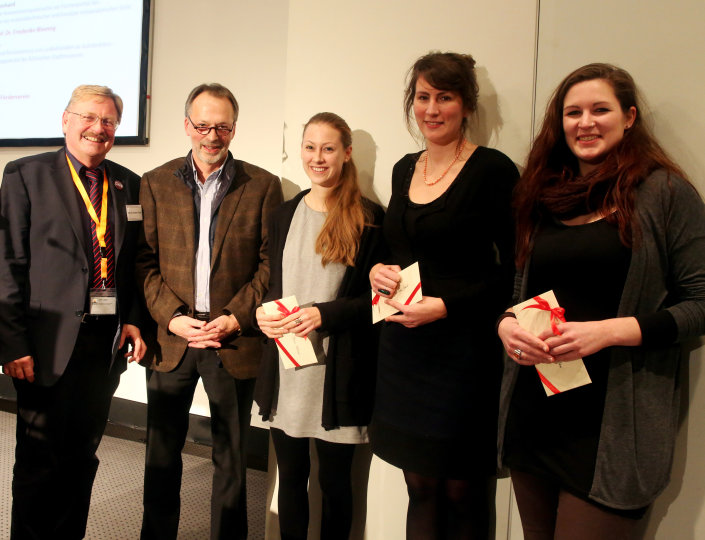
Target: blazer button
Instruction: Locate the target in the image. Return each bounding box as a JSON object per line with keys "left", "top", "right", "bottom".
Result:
{"left": 81, "top": 267, "right": 88, "bottom": 273}
{"left": 75, "top": 310, "right": 83, "bottom": 317}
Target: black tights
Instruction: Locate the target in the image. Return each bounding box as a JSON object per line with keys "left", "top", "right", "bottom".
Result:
{"left": 510, "top": 469, "right": 640, "bottom": 540}
{"left": 403, "top": 470, "right": 496, "bottom": 540}
{"left": 271, "top": 428, "right": 356, "bottom": 540}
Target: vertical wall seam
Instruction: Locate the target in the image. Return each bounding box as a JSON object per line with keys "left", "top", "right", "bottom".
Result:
{"left": 505, "top": 4, "right": 542, "bottom": 539}
{"left": 530, "top": 0, "right": 541, "bottom": 144}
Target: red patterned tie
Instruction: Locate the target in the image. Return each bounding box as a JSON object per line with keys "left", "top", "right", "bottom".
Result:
{"left": 85, "top": 168, "right": 115, "bottom": 288}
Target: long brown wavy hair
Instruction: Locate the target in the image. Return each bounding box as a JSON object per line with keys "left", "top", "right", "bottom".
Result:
{"left": 515, "top": 63, "right": 687, "bottom": 268}
{"left": 303, "top": 112, "right": 373, "bottom": 267}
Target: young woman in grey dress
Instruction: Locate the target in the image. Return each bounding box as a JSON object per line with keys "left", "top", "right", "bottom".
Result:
{"left": 254, "top": 113, "right": 385, "bottom": 540}
{"left": 497, "top": 63, "right": 705, "bottom": 539}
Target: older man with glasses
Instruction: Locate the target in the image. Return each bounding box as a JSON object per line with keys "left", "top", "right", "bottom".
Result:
{"left": 0, "top": 85, "right": 145, "bottom": 539}
{"left": 136, "top": 83, "right": 282, "bottom": 540}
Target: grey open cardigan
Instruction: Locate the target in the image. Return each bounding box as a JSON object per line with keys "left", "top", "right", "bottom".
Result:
{"left": 498, "top": 170, "right": 705, "bottom": 510}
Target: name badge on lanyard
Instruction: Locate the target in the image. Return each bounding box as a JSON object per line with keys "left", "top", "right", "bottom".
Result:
{"left": 90, "top": 288, "right": 117, "bottom": 315}
{"left": 67, "top": 156, "right": 117, "bottom": 315}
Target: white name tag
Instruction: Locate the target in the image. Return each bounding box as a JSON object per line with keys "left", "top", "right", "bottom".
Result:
{"left": 90, "top": 288, "right": 117, "bottom": 315}
{"left": 126, "top": 204, "right": 143, "bottom": 221}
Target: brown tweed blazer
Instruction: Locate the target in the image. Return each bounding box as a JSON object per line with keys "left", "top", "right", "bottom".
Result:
{"left": 136, "top": 153, "right": 283, "bottom": 379}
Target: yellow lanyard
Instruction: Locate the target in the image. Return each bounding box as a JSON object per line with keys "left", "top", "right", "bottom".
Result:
{"left": 66, "top": 156, "right": 110, "bottom": 283}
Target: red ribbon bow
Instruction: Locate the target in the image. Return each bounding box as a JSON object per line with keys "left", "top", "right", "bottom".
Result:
{"left": 275, "top": 300, "right": 299, "bottom": 318}
{"left": 522, "top": 296, "right": 566, "bottom": 336}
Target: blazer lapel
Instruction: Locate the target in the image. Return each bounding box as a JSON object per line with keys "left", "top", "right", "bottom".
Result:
{"left": 174, "top": 178, "right": 197, "bottom": 273}
{"left": 211, "top": 182, "right": 244, "bottom": 267}
{"left": 52, "top": 149, "right": 88, "bottom": 264}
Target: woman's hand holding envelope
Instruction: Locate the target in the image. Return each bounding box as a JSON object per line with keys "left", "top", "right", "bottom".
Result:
{"left": 385, "top": 296, "right": 447, "bottom": 328}
{"left": 256, "top": 306, "right": 285, "bottom": 339}
{"left": 498, "top": 315, "right": 555, "bottom": 365}
{"left": 256, "top": 305, "right": 322, "bottom": 339}
{"left": 499, "top": 314, "right": 643, "bottom": 366}
{"left": 281, "top": 307, "right": 321, "bottom": 338}
{"left": 369, "top": 263, "right": 402, "bottom": 297}
{"left": 538, "top": 317, "right": 642, "bottom": 363}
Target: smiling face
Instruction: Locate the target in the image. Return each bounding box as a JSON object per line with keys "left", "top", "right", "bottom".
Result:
{"left": 62, "top": 97, "right": 118, "bottom": 167}
{"left": 413, "top": 75, "right": 467, "bottom": 146}
{"left": 185, "top": 92, "right": 236, "bottom": 175}
{"left": 562, "top": 78, "right": 636, "bottom": 175}
{"left": 300, "top": 122, "right": 352, "bottom": 189}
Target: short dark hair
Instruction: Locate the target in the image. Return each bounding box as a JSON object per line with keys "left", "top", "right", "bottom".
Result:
{"left": 403, "top": 51, "right": 478, "bottom": 137}
{"left": 184, "top": 83, "right": 239, "bottom": 122}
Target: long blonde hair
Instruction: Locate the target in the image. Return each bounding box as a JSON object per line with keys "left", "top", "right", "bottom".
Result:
{"left": 303, "top": 112, "right": 372, "bottom": 267}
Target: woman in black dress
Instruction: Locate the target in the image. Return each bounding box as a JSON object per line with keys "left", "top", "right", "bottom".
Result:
{"left": 368, "top": 52, "right": 518, "bottom": 539}
{"left": 497, "top": 63, "right": 705, "bottom": 539}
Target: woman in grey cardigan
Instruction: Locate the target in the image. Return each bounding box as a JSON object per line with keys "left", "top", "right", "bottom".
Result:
{"left": 497, "top": 63, "right": 705, "bottom": 539}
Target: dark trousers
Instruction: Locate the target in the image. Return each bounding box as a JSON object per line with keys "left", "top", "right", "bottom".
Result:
{"left": 11, "top": 318, "right": 121, "bottom": 540}
{"left": 271, "top": 428, "right": 356, "bottom": 540}
{"left": 141, "top": 347, "right": 254, "bottom": 540}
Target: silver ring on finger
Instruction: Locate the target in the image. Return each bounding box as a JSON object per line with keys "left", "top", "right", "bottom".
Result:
{"left": 294, "top": 317, "right": 303, "bottom": 326}
{"left": 513, "top": 348, "right": 522, "bottom": 360}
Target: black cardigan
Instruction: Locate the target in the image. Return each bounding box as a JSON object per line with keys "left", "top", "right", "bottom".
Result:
{"left": 253, "top": 190, "right": 387, "bottom": 429}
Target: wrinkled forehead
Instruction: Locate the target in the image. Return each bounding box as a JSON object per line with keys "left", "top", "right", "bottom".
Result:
{"left": 189, "top": 93, "right": 236, "bottom": 122}
{"left": 70, "top": 96, "right": 119, "bottom": 116}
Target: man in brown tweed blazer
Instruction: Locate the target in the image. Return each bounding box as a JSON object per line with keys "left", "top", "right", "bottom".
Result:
{"left": 136, "top": 83, "right": 282, "bottom": 540}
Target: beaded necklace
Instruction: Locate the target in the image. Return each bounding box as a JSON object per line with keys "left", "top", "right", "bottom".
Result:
{"left": 422, "top": 138, "right": 467, "bottom": 186}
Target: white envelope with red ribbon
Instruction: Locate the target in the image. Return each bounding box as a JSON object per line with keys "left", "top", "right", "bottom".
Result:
{"left": 371, "top": 262, "right": 423, "bottom": 324}
{"left": 262, "top": 295, "right": 318, "bottom": 369}
{"left": 513, "top": 290, "right": 592, "bottom": 396}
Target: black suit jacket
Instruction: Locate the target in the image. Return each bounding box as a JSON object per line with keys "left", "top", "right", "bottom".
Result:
{"left": 0, "top": 148, "right": 142, "bottom": 386}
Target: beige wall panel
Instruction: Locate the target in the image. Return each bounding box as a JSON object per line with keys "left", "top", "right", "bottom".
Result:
{"left": 281, "top": 0, "right": 537, "bottom": 205}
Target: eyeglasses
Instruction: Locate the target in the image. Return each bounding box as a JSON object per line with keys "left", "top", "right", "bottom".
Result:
{"left": 187, "top": 116, "right": 235, "bottom": 136}
{"left": 66, "top": 110, "right": 120, "bottom": 131}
